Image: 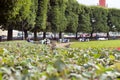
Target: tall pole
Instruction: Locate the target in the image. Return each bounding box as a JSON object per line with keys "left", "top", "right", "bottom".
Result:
{"left": 22, "top": 21, "right": 24, "bottom": 40}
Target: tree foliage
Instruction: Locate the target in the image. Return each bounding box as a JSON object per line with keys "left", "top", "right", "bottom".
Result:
{"left": 0, "top": 0, "right": 23, "bottom": 26}
{"left": 108, "top": 8, "right": 120, "bottom": 32}
{"left": 78, "top": 5, "right": 92, "bottom": 33}
{"left": 49, "top": 0, "right": 67, "bottom": 32}
{"left": 35, "top": 0, "right": 49, "bottom": 31}
{"left": 90, "top": 6, "right": 109, "bottom": 33}
{"left": 1, "top": 0, "right": 120, "bottom": 40}
{"left": 65, "top": 0, "right": 79, "bottom": 33}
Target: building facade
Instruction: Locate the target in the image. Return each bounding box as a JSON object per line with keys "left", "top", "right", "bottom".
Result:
{"left": 99, "top": 0, "right": 106, "bottom": 7}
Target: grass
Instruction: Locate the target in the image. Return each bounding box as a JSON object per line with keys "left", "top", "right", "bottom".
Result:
{"left": 70, "top": 40, "right": 120, "bottom": 49}
{"left": 1, "top": 40, "right": 120, "bottom": 49}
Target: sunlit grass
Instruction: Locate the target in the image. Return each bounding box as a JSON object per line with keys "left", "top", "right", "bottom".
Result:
{"left": 70, "top": 40, "right": 120, "bottom": 49}
{"left": 1, "top": 40, "right": 120, "bottom": 49}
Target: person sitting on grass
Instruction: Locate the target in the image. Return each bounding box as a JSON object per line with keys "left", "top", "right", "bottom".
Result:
{"left": 42, "top": 38, "right": 51, "bottom": 45}
{"left": 26, "top": 37, "right": 33, "bottom": 43}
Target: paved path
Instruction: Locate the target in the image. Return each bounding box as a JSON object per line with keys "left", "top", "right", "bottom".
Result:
{"left": 56, "top": 42, "right": 72, "bottom": 48}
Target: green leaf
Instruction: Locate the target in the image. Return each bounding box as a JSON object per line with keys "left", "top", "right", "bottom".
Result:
{"left": 54, "top": 58, "right": 66, "bottom": 72}
{"left": 109, "top": 55, "right": 115, "bottom": 61}
{"left": 82, "top": 72, "right": 91, "bottom": 78}
{"left": 0, "top": 48, "right": 4, "bottom": 55}
{"left": 93, "top": 53, "right": 101, "bottom": 59}
{"left": 47, "top": 64, "right": 56, "bottom": 74}
{"left": 111, "top": 62, "right": 120, "bottom": 72}
{"left": 0, "top": 72, "right": 2, "bottom": 80}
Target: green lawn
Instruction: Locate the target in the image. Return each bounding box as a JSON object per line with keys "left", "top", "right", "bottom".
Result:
{"left": 70, "top": 40, "right": 120, "bottom": 48}
{"left": 1, "top": 40, "right": 120, "bottom": 49}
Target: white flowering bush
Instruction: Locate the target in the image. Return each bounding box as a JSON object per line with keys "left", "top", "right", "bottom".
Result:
{"left": 0, "top": 41, "right": 120, "bottom": 80}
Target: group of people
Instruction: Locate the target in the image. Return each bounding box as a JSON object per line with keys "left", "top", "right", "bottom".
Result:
{"left": 79, "top": 34, "right": 89, "bottom": 42}
{"left": 59, "top": 38, "right": 70, "bottom": 43}
{"left": 41, "top": 38, "right": 50, "bottom": 44}
{"left": 26, "top": 37, "right": 51, "bottom": 44}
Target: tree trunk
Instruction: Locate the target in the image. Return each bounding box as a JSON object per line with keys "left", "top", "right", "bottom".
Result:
{"left": 53, "top": 33, "right": 57, "bottom": 40}
{"left": 7, "top": 27, "right": 13, "bottom": 41}
{"left": 59, "top": 31, "right": 62, "bottom": 39}
{"left": 43, "top": 32, "right": 46, "bottom": 39}
{"left": 21, "top": 21, "right": 24, "bottom": 40}
{"left": 34, "top": 30, "right": 37, "bottom": 41}
{"left": 107, "top": 32, "right": 109, "bottom": 39}
{"left": 90, "top": 30, "right": 94, "bottom": 39}
{"left": 75, "top": 32, "right": 78, "bottom": 39}
{"left": 24, "top": 30, "right": 28, "bottom": 40}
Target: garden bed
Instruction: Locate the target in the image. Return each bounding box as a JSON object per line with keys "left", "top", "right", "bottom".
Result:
{"left": 0, "top": 41, "right": 120, "bottom": 80}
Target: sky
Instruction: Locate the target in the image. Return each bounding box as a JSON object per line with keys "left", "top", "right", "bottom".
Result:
{"left": 77, "top": 0, "right": 120, "bottom": 9}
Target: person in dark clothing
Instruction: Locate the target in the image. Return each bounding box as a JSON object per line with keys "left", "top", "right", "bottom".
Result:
{"left": 95, "top": 34, "right": 99, "bottom": 40}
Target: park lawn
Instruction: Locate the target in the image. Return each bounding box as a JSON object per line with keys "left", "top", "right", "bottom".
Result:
{"left": 1, "top": 40, "right": 120, "bottom": 49}
{"left": 70, "top": 40, "right": 120, "bottom": 49}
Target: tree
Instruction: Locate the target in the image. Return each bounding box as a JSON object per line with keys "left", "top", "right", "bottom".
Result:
{"left": 107, "top": 8, "right": 120, "bottom": 39}
{"left": 15, "top": 0, "right": 36, "bottom": 39}
{"left": 108, "top": 8, "right": 120, "bottom": 32}
{"left": 90, "top": 6, "right": 109, "bottom": 38}
{"left": 65, "top": 0, "right": 80, "bottom": 39}
{"left": 34, "top": 0, "right": 49, "bottom": 40}
{"left": 77, "top": 5, "right": 91, "bottom": 38}
{"left": 0, "top": 0, "right": 24, "bottom": 40}
{"left": 49, "top": 0, "right": 67, "bottom": 39}
{"left": 24, "top": 0, "right": 36, "bottom": 39}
